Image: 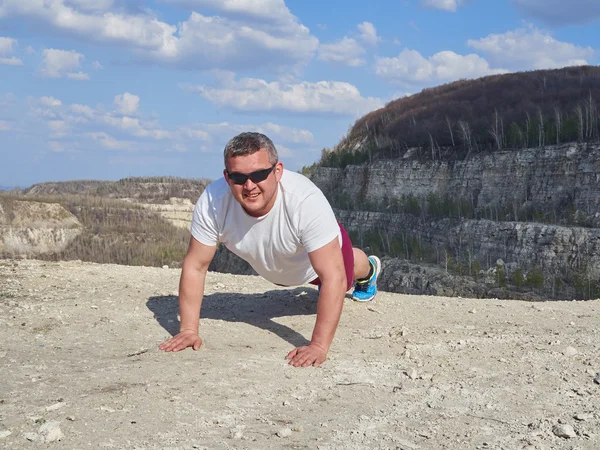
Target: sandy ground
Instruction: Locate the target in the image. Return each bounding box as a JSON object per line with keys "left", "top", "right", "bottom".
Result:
{"left": 0, "top": 259, "right": 599, "bottom": 449}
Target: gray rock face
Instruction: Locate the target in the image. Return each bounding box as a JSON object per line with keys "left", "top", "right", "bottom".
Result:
{"left": 311, "top": 143, "right": 600, "bottom": 225}
{"left": 310, "top": 143, "right": 600, "bottom": 299}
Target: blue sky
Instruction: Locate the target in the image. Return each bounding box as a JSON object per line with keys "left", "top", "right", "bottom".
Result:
{"left": 0, "top": 0, "right": 599, "bottom": 188}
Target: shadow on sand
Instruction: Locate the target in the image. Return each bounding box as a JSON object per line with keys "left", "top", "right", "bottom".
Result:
{"left": 146, "top": 287, "right": 320, "bottom": 348}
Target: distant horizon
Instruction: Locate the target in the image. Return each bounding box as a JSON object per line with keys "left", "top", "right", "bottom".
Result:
{"left": 0, "top": 174, "right": 219, "bottom": 191}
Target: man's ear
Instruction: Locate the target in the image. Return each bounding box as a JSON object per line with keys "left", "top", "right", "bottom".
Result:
{"left": 275, "top": 161, "right": 284, "bottom": 178}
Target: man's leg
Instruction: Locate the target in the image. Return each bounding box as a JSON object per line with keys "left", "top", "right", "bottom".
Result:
{"left": 352, "top": 248, "right": 371, "bottom": 280}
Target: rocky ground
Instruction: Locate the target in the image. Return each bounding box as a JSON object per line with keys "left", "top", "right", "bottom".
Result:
{"left": 0, "top": 259, "right": 599, "bottom": 449}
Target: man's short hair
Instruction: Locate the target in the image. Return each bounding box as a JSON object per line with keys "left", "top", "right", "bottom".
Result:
{"left": 223, "top": 132, "right": 278, "bottom": 168}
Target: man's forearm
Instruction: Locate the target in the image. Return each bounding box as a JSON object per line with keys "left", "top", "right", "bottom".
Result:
{"left": 178, "top": 265, "right": 207, "bottom": 333}
{"left": 310, "top": 279, "right": 346, "bottom": 351}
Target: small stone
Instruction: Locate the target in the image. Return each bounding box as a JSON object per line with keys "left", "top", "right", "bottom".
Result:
{"left": 552, "top": 423, "right": 576, "bottom": 439}
{"left": 39, "top": 420, "right": 63, "bottom": 443}
{"left": 0, "top": 430, "right": 11, "bottom": 439}
{"left": 229, "top": 429, "right": 243, "bottom": 439}
{"left": 162, "top": 265, "right": 169, "bottom": 269}
{"left": 469, "top": 309, "right": 476, "bottom": 314}
{"left": 593, "top": 373, "right": 600, "bottom": 385}
{"left": 291, "top": 425, "right": 304, "bottom": 432}
{"left": 276, "top": 427, "right": 292, "bottom": 438}
{"left": 564, "top": 346, "right": 578, "bottom": 357}
{"left": 46, "top": 401, "right": 66, "bottom": 411}
{"left": 405, "top": 368, "right": 418, "bottom": 380}
{"left": 90, "top": 305, "right": 98, "bottom": 309}
{"left": 574, "top": 413, "right": 592, "bottom": 421}
{"left": 24, "top": 432, "right": 39, "bottom": 441}
{"left": 66, "top": 416, "right": 76, "bottom": 421}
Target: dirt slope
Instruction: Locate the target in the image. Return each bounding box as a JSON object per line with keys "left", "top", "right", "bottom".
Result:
{"left": 0, "top": 200, "right": 81, "bottom": 256}
{"left": 0, "top": 259, "right": 599, "bottom": 449}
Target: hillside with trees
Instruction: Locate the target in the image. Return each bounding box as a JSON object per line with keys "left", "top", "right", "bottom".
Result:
{"left": 310, "top": 65, "right": 600, "bottom": 169}
{"left": 21, "top": 176, "right": 210, "bottom": 204}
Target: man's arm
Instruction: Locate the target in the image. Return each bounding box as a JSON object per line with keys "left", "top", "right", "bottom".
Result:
{"left": 159, "top": 236, "right": 217, "bottom": 352}
{"left": 286, "top": 236, "right": 347, "bottom": 367}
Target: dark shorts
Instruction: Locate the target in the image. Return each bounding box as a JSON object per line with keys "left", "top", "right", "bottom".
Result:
{"left": 309, "top": 223, "right": 355, "bottom": 291}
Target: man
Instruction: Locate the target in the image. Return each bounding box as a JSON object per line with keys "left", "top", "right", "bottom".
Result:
{"left": 159, "top": 132, "right": 381, "bottom": 367}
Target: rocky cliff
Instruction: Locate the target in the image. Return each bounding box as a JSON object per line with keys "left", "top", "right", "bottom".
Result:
{"left": 310, "top": 143, "right": 600, "bottom": 299}
{"left": 0, "top": 199, "right": 81, "bottom": 256}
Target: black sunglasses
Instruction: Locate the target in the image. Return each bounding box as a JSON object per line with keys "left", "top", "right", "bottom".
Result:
{"left": 226, "top": 163, "right": 276, "bottom": 185}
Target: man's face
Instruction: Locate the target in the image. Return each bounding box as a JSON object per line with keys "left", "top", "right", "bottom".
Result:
{"left": 224, "top": 149, "right": 283, "bottom": 217}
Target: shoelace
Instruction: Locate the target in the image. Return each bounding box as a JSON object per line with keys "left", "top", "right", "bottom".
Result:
{"left": 354, "top": 281, "right": 369, "bottom": 292}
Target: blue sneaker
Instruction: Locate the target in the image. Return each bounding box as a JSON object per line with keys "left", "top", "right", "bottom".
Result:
{"left": 352, "top": 256, "right": 381, "bottom": 302}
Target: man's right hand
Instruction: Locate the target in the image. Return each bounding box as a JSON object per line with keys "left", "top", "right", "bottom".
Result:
{"left": 159, "top": 330, "right": 202, "bottom": 352}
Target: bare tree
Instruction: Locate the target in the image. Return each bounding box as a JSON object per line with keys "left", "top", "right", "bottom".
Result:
{"left": 574, "top": 104, "right": 584, "bottom": 142}
{"left": 586, "top": 92, "right": 596, "bottom": 140}
{"left": 489, "top": 109, "right": 503, "bottom": 150}
{"left": 525, "top": 111, "right": 531, "bottom": 148}
{"left": 538, "top": 108, "right": 545, "bottom": 147}
{"left": 554, "top": 106, "right": 562, "bottom": 145}
{"left": 446, "top": 116, "right": 455, "bottom": 146}
{"left": 457, "top": 120, "right": 473, "bottom": 154}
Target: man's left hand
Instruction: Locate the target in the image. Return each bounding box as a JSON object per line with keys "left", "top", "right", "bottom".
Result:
{"left": 285, "top": 343, "right": 328, "bottom": 367}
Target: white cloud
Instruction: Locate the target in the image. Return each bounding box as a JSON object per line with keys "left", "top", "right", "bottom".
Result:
{"left": 172, "top": 12, "right": 317, "bottom": 71}
{"left": 41, "top": 48, "right": 89, "bottom": 79}
{"left": 467, "top": 26, "right": 595, "bottom": 70}
{"left": 180, "top": 122, "right": 314, "bottom": 146}
{"left": 0, "top": 36, "right": 23, "bottom": 66}
{"left": 70, "top": 103, "right": 95, "bottom": 118}
{"left": 92, "top": 60, "right": 103, "bottom": 69}
{"left": 357, "top": 22, "right": 380, "bottom": 46}
{"left": 26, "top": 94, "right": 316, "bottom": 158}
{"left": 25, "top": 46, "right": 36, "bottom": 54}
{"left": 166, "top": 143, "right": 188, "bottom": 153}
{"left": 0, "top": 56, "right": 24, "bottom": 66}
{"left": 103, "top": 115, "right": 172, "bottom": 139}
{"left": 275, "top": 143, "right": 294, "bottom": 158}
{"left": 165, "top": 0, "right": 295, "bottom": 24}
{"left": 183, "top": 76, "right": 384, "bottom": 117}
{"left": 114, "top": 92, "right": 140, "bottom": 115}
{"left": 63, "top": 0, "right": 116, "bottom": 13}
{"left": 318, "top": 22, "right": 379, "bottom": 66}
{"left": 48, "top": 120, "right": 68, "bottom": 137}
{"left": 419, "top": 0, "right": 465, "bottom": 12}
{"left": 40, "top": 96, "right": 62, "bottom": 107}
{"left": 88, "top": 131, "right": 135, "bottom": 150}
{"left": 511, "top": 0, "right": 600, "bottom": 26}
{"left": 0, "top": 36, "right": 15, "bottom": 53}
{"left": 0, "top": 0, "right": 318, "bottom": 72}
{"left": 375, "top": 49, "right": 507, "bottom": 85}
{"left": 318, "top": 37, "right": 365, "bottom": 67}
{"left": 67, "top": 71, "right": 90, "bottom": 80}
{"left": 49, "top": 141, "right": 65, "bottom": 152}
{"left": 0, "top": 120, "right": 10, "bottom": 131}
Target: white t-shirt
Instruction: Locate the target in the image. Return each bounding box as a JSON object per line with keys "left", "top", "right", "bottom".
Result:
{"left": 190, "top": 169, "right": 341, "bottom": 286}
